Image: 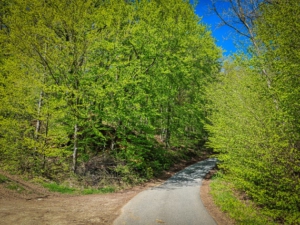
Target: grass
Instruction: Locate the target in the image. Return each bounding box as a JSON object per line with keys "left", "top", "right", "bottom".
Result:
{"left": 81, "top": 186, "right": 115, "bottom": 195}
{"left": 42, "top": 182, "right": 116, "bottom": 195}
{"left": 0, "top": 174, "right": 9, "bottom": 183}
{"left": 42, "top": 182, "right": 76, "bottom": 194}
{"left": 6, "top": 183, "right": 25, "bottom": 193}
{"left": 210, "top": 174, "right": 276, "bottom": 225}
{"left": 0, "top": 173, "right": 116, "bottom": 195}
{"left": 0, "top": 174, "right": 25, "bottom": 193}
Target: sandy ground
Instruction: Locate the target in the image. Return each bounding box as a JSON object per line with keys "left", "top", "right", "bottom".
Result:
{"left": 0, "top": 161, "right": 233, "bottom": 225}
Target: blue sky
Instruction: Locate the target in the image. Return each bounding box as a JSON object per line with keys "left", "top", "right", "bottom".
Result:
{"left": 193, "top": 0, "right": 237, "bottom": 56}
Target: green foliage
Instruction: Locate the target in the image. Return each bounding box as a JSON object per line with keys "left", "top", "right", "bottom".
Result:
{"left": 0, "top": 0, "right": 219, "bottom": 188}
{"left": 6, "top": 183, "right": 25, "bottom": 193}
{"left": 210, "top": 175, "right": 276, "bottom": 225}
{"left": 36, "top": 177, "right": 115, "bottom": 194}
{"left": 45, "top": 184, "right": 115, "bottom": 195}
{"left": 115, "top": 133, "right": 171, "bottom": 179}
{"left": 206, "top": 56, "right": 300, "bottom": 223}
{"left": 206, "top": 1, "right": 300, "bottom": 223}
{"left": 81, "top": 186, "right": 115, "bottom": 195}
{"left": 0, "top": 175, "right": 26, "bottom": 193}
{"left": 42, "top": 183, "right": 76, "bottom": 194}
{"left": 0, "top": 174, "right": 8, "bottom": 183}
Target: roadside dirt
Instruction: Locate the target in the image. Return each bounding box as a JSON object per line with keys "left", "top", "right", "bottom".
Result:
{"left": 0, "top": 158, "right": 232, "bottom": 225}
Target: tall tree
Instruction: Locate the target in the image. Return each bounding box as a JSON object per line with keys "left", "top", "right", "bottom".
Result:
{"left": 206, "top": 0, "right": 300, "bottom": 223}
{"left": 1, "top": 0, "right": 220, "bottom": 181}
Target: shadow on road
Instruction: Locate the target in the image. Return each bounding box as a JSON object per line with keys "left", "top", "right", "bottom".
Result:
{"left": 153, "top": 158, "right": 217, "bottom": 190}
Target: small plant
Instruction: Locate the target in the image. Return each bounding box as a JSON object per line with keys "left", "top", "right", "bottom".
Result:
{"left": 0, "top": 174, "right": 8, "bottom": 183}
{"left": 6, "top": 183, "right": 25, "bottom": 193}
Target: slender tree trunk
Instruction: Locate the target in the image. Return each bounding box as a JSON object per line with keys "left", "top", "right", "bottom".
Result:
{"left": 35, "top": 91, "right": 43, "bottom": 140}
{"left": 43, "top": 113, "right": 49, "bottom": 169}
{"left": 72, "top": 123, "right": 78, "bottom": 173}
{"left": 35, "top": 43, "right": 47, "bottom": 146}
{"left": 160, "top": 106, "right": 164, "bottom": 140}
{"left": 72, "top": 77, "right": 79, "bottom": 173}
{"left": 165, "top": 103, "right": 171, "bottom": 147}
{"left": 33, "top": 90, "right": 43, "bottom": 172}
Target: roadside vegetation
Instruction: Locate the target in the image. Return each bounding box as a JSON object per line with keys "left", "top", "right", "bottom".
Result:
{"left": 41, "top": 182, "right": 115, "bottom": 195}
{"left": 206, "top": 0, "right": 300, "bottom": 224}
{"left": 210, "top": 174, "right": 277, "bottom": 225}
{"left": 0, "top": 0, "right": 219, "bottom": 190}
{"left": 0, "top": 174, "right": 26, "bottom": 194}
{"left": 1, "top": 0, "right": 299, "bottom": 223}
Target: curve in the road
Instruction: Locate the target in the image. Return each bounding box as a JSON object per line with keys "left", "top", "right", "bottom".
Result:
{"left": 114, "top": 158, "right": 217, "bottom": 225}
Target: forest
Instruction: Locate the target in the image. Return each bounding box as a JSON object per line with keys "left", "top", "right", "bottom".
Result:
{"left": 206, "top": 0, "right": 300, "bottom": 223}
{"left": 0, "top": 0, "right": 220, "bottom": 181}
{"left": 0, "top": 0, "right": 299, "bottom": 224}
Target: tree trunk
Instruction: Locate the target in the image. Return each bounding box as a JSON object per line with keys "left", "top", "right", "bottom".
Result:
{"left": 72, "top": 123, "right": 78, "bottom": 173}
{"left": 35, "top": 91, "right": 43, "bottom": 140}
{"left": 165, "top": 103, "right": 171, "bottom": 148}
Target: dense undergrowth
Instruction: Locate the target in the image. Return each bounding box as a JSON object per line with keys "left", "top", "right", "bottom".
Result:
{"left": 0, "top": 145, "right": 206, "bottom": 195}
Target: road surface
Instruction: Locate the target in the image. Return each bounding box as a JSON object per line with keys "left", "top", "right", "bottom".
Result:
{"left": 114, "top": 158, "right": 217, "bottom": 225}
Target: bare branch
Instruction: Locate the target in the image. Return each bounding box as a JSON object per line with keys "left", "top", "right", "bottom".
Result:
{"left": 212, "top": 3, "right": 251, "bottom": 39}
{"left": 211, "top": 0, "right": 264, "bottom": 49}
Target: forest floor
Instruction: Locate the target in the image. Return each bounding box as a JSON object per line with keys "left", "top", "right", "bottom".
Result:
{"left": 0, "top": 156, "right": 233, "bottom": 225}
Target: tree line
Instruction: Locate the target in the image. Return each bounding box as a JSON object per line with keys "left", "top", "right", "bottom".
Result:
{"left": 0, "top": 0, "right": 220, "bottom": 181}
{"left": 206, "top": 0, "right": 300, "bottom": 223}
{"left": 1, "top": 0, "right": 299, "bottom": 223}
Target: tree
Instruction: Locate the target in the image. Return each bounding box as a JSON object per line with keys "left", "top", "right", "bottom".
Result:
{"left": 211, "top": 0, "right": 264, "bottom": 50}
{"left": 1, "top": 0, "right": 220, "bottom": 182}
{"left": 206, "top": 1, "right": 300, "bottom": 223}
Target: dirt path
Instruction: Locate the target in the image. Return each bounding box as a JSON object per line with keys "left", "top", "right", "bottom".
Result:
{"left": 0, "top": 159, "right": 232, "bottom": 225}
{"left": 0, "top": 170, "right": 155, "bottom": 225}
{"left": 1, "top": 190, "right": 140, "bottom": 225}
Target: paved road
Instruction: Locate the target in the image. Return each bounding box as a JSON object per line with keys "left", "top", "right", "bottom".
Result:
{"left": 114, "top": 158, "right": 217, "bottom": 225}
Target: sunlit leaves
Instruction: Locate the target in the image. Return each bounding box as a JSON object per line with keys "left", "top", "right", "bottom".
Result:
{"left": 206, "top": 1, "right": 300, "bottom": 222}
{"left": 0, "top": 0, "right": 220, "bottom": 180}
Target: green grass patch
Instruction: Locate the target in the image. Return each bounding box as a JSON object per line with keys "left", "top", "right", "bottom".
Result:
{"left": 210, "top": 175, "right": 276, "bottom": 225}
{"left": 6, "top": 183, "right": 25, "bottom": 193}
{"left": 43, "top": 182, "right": 76, "bottom": 194}
{"left": 0, "top": 174, "right": 9, "bottom": 183}
{"left": 43, "top": 182, "right": 116, "bottom": 195}
{"left": 81, "top": 186, "right": 115, "bottom": 195}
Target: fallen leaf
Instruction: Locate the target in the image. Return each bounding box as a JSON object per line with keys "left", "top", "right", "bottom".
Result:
{"left": 156, "top": 219, "right": 165, "bottom": 224}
